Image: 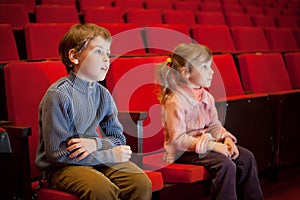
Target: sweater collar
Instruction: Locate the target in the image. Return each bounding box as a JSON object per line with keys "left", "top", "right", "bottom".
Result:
{"left": 192, "top": 87, "right": 209, "bottom": 104}
{"left": 67, "top": 72, "right": 97, "bottom": 93}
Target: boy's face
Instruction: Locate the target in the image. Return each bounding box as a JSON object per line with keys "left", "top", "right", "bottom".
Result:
{"left": 75, "top": 36, "right": 111, "bottom": 82}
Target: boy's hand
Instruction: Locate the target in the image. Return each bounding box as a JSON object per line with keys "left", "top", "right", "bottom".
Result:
{"left": 224, "top": 137, "right": 239, "bottom": 160}
{"left": 112, "top": 145, "right": 132, "bottom": 163}
{"left": 67, "top": 138, "right": 97, "bottom": 161}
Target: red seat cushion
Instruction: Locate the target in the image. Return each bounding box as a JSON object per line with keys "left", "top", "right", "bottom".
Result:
{"left": 144, "top": 171, "right": 164, "bottom": 192}
{"left": 143, "top": 152, "right": 210, "bottom": 183}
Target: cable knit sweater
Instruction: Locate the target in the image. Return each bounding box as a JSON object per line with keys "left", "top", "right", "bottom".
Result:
{"left": 35, "top": 72, "right": 125, "bottom": 171}
{"left": 162, "top": 87, "right": 237, "bottom": 163}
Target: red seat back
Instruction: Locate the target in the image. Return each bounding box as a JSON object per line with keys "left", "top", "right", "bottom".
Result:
{"left": 162, "top": 10, "right": 196, "bottom": 26}
{"left": 196, "top": 12, "right": 227, "bottom": 25}
{"left": 284, "top": 52, "right": 300, "bottom": 89}
{"left": 0, "top": 24, "right": 19, "bottom": 62}
{"left": 35, "top": 5, "right": 80, "bottom": 23}
{"left": 264, "top": 27, "right": 298, "bottom": 51}
{"left": 4, "top": 61, "right": 68, "bottom": 179}
{"left": 0, "top": 4, "right": 29, "bottom": 30}
{"left": 125, "top": 9, "right": 163, "bottom": 26}
{"left": 106, "top": 56, "right": 168, "bottom": 153}
{"left": 238, "top": 53, "right": 293, "bottom": 94}
{"left": 24, "top": 23, "right": 74, "bottom": 60}
{"left": 83, "top": 7, "right": 125, "bottom": 24}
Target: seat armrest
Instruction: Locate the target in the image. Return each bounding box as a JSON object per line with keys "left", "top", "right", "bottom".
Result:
{"left": 118, "top": 111, "right": 147, "bottom": 167}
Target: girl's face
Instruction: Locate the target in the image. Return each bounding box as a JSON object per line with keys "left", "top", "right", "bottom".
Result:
{"left": 74, "top": 36, "right": 111, "bottom": 82}
{"left": 186, "top": 59, "right": 214, "bottom": 88}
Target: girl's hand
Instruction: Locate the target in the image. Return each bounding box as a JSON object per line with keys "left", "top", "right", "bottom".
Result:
{"left": 209, "top": 141, "right": 232, "bottom": 158}
{"left": 224, "top": 137, "right": 239, "bottom": 160}
{"left": 67, "top": 138, "right": 97, "bottom": 161}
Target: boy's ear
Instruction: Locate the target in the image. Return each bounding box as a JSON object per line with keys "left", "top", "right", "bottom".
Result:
{"left": 179, "top": 67, "right": 190, "bottom": 78}
{"left": 69, "top": 49, "right": 79, "bottom": 65}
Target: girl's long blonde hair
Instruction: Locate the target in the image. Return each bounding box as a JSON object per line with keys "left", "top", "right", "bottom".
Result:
{"left": 156, "top": 43, "right": 212, "bottom": 108}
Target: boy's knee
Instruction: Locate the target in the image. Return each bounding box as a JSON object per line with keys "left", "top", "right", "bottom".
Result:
{"left": 126, "top": 172, "right": 152, "bottom": 200}
{"left": 81, "top": 180, "right": 120, "bottom": 200}
{"left": 220, "top": 159, "right": 236, "bottom": 175}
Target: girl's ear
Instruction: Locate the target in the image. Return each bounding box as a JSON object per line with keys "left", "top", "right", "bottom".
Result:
{"left": 69, "top": 49, "right": 79, "bottom": 65}
{"left": 179, "top": 67, "right": 190, "bottom": 78}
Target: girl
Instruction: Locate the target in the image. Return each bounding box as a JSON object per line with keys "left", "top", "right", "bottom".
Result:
{"left": 156, "top": 43, "right": 263, "bottom": 200}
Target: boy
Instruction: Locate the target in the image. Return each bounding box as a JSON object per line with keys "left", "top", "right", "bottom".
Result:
{"left": 35, "top": 23, "right": 152, "bottom": 200}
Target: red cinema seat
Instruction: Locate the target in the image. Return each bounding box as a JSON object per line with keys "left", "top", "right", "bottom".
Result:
{"left": 40, "top": 0, "right": 76, "bottom": 6}
{"left": 284, "top": 52, "right": 300, "bottom": 89}
{"left": 237, "top": 53, "right": 300, "bottom": 165}
{"left": 264, "top": 27, "right": 298, "bottom": 53}
{"left": 144, "top": 24, "right": 192, "bottom": 54}
{"left": 83, "top": 7, "right": 125, "bottom": 23}
{"left": 78, "top": 0, "right": 113, "bottom": 11}
{"left": 191, "top": 25, "right": 236, "bottom": 53}
{"left": 24, "top": 23, "right": 74, "bottom": 60}
{"left": 251, "top": 15, "right": 276, "bottom": 27}
{"left": 125, "top": 9, "right": 163, "bottom": 26}
{"left": 113, "top": 0, "right": 144, "bottom": 9}
{"left": 35, "top": 5, "right": 80, "bottom": 23}
{"left": 172, "top": 1, "right": 201, "bottom": 12}
{"left": 0, "top": 4, "right": 29, "bottom": 30}
{"left": 0, "top": 24, "right": 19, "bottom": 62}
{"left": 144, "top": 1, "right": 173, "bottom": 10}
{"left": 4, "top": 61, "right": 164, "bottom": 199}
{"left": 196, "top": 12, "right": 227, "bottom": 25}
{"left": 231, "top": 26, "right": 270, "bottom": 52}
{"left": 225, "top": 13, "right": 253, "bottom": 27}
{"left": 162, "top": 10, "right": 196, "bottom": 26}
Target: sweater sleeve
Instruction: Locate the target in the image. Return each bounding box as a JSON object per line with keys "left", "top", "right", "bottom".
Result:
{"left": 39, "top": 90, "right": 117, "bottom": 166}
{"left": 163, "top": 97, "right": 213, "bottom": 153}
{"left": 207, "top": 94, "right": 237, "bottom": 143}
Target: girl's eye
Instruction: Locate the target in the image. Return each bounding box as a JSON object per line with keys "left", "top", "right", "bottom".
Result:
{"left": 202, "top": 65, "right": 207, "bottom": 69}
{"left": 95, "top": 49, "right": 102, "bottom": 54}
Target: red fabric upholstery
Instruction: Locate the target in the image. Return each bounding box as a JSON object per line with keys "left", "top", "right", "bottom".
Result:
{"left": 284, "top": 52, "right": 300, "bottom": 89}
{"left": 106, "top": 56, "right": 210, "bottom": 183}
{"left": 40, "top": 0, "right": 76, "bottom": 6}
{"left": 210, "top": 54, "right": 244, "bottom": 100}
{"left": 199, "top": 3, "right": 222, "bottom": 12}
{"left": 78, "top": 0, "right": 112, "bottom": 11}
{"left": 0, "top": 0, "right": 35, "bottom": 13}
{"left": 191, "top": 25, "right": 236, "bottom": 53}
{"left": 0, "top": 4, "right": 29, "bottom": 30}
{"left": 224, "top": 13, "right": 253, "bottom": 27}
{"left": 24, "top": 23, "right": 74, "bottom": 60}
{"left": 144, "top": 1, "right": 173, "bottom": 10}
{"left": 143, "top": 152, "right": 209, "bottom": 183}
{"left": 231, "top": 27, "right": 270, "bottom": 52}
{"left": 196, "top": 12, "right": 227, "bottom": 25}
{"left": 263, "top": 27, "right": 298, "bottom": 51}
{"left": 97, "top": 23, "right": 146, "bottom": 56}
{"left": 144, "top": 171, "right": 164, "bottom": 191}
{"left": 222, "top": 5, "right": 244, "bottom": 13}
{"left": 251, "top": 15, "right": 276, "bottom": 27}
{"left": 275, "top": 16, "right": 299, "bottom": 29}
{"left": 162, "top": 10, "right": 196, "bottom": 26}
{"left": 172, "top": 1, "right": 201, "bottom": 12}
{"left": 83, "top": 7, "right": 125, "bottom": 24}
{"left": 125, "top": 9, "right": 163, "bottom": 26}
{"left": 113, "top": 0, "right": 144, "bottom": 9}
{"left": 4, "top": 61, "right": 68, "bottom": 179}
{"left": 238, "top": 53, "right": 293, "bottom": 94}
{"left": 0, "top": 24, "right": 19, "bottom": 62}
{"left": 144, "top": 24, "right": 192, "bottom": 54}
{"left": 35, "top": 5, "right": 80, "bottom": 23}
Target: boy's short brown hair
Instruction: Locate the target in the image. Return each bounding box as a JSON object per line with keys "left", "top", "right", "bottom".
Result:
{"left": 59, "top": 23, "right": 112, "bottom": 73}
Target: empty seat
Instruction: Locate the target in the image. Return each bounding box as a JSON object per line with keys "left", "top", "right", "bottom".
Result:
{"left": 231, "top": 26, "right": 270, "bottom": 52}
{"left": 284, "top": 52, "right": 300, "bottom": 89}
{"left": 83, "top": 7, "right": 125, "bottom": 23}
{"left": 251, "top": 15, "right": 276, "bottom": 27}
{"left": 264, "top": 27, "right": 298, "bottom": 51}
{"left": 162, "top": 10, "right": 196, "bottom": 26}
{"left": 0, "top": 4, "right": 29, "bottom": 30}
{"left": 0, "top": 0, "right": 35, "bottom": 13}
{"left": 24, "top": 23, "right": 73, "bottom": 60}
{"left": 0, "top": 24, "right": 19, "bottom": 62}
{"left": 144, "top": 24, "right": 192, "bottom": 54}
{"left": 195, "top": 12, "right": 226, "bottom": 25}
{"left": 35, "top": 5, "right": 80, "bottom": 23}
{"left": 199, "top": 3, "right": 223, "bottom": 12}
{"left": 292, "top": 28, "right": 300, "bottom": 49}
{"left": 237, "top": 53, "right": 300, "bottom": 165}
{"left": 275, "top": 16, "right": 299, "bottom": 29}
{"left": 125, "top": 9, "right": 163, "bottom": 26}
{"left": 191, "top": 25, "right": 236, "bottom": 53}
{"left": 263, "top": 7, "right": 281, "bottom": 16}
{"left": 144, "top": 1, "right": 173, "bottom": 11}
{"left": 222, "top": 4, "right": 244, "bottom": 13}
{"left": 225, "top": 13, "right": 253, "bottom": 27}
{"left": 98, "top": 23, "right": 146, "bottom": 56}
{"left": 113, "top": 0, "right": 144, "bottom": 9}
{"left": 40, "top": 0, "right": 76, "bottom": 6}
{"left": 78, "top": 0, "right": 112, "bottom": 11}
{"left": 172, "top": 1, "right": 200, "bottom": 12}
{"left": 243, "top": 6, "right": 264, "bottom": 15}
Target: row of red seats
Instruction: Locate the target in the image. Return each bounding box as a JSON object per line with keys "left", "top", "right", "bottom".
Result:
{"left": 0, "top": 22, "right": 299, "bottom": 62}
{"left": 1, "top": 51, "right": 299, "bottom": 199}
{"left": 0, "top": 3, "right": 299, "bottom": 30}
{"left": 1, "top": 0, "right": 298, "bottom": 15}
